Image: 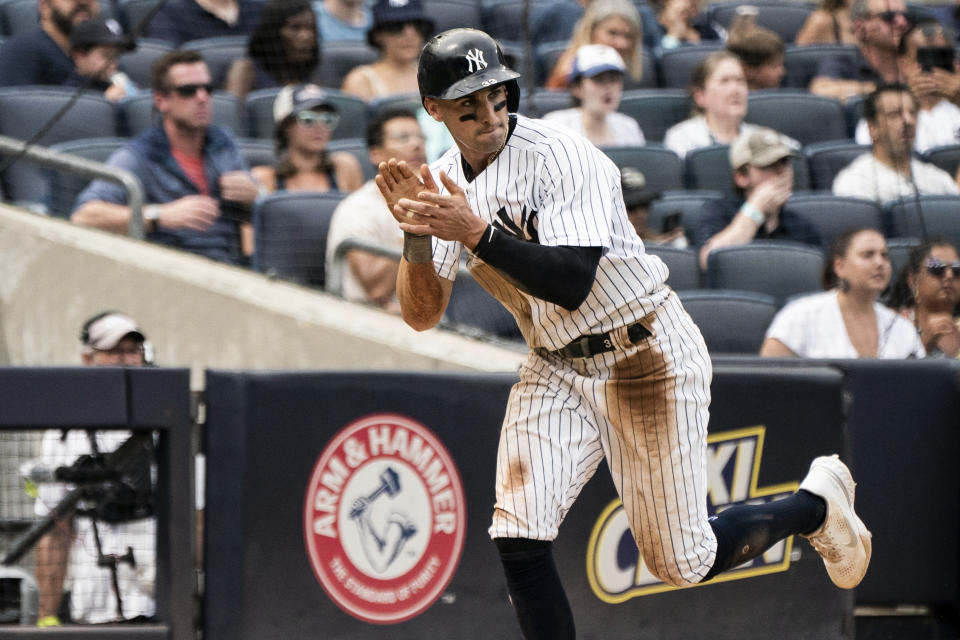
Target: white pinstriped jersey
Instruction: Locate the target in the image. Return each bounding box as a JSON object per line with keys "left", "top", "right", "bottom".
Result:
{"left": 429, "top": 114, "right": 670, "bottom": 351}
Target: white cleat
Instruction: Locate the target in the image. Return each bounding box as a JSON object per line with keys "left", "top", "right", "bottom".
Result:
{"left": 799, "top": 454, "right": 873, "bottom": 589}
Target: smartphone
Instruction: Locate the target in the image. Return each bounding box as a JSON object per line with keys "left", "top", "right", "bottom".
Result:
{"left": 661, "top": 212, "right": 682, "bottom": 233}
{"left": 916, "top": 46, "right": 954, "bottom": 72}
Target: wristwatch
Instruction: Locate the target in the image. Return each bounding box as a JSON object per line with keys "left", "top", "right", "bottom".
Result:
{"left": 143, "top": 205, "right": 160, "bottom": 230}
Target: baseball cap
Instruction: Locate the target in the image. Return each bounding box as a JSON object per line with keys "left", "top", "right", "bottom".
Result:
{"left": 81, "top": 312, "right": 145, "bottom": 351}
{"left": 570, "top": 44, "right": 626, "bottom": 82}
{"left": 729, "top": 127, "right": 794, "bottom": 170}
{"left": 368, "top": 0, "right": 434, "bottom": 48}
{"left": 273, "top": 84, "right": 338, "bottom": 123}
{"left": 69, "top": 17, "right": 135, "bottom": 51}
{"left": 621, "top": 167, "right": 659, "bottom": 207}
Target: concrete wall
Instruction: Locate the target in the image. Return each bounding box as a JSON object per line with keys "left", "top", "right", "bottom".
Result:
{"left": 0, "top": 205, "right": 526, "bottom": 381}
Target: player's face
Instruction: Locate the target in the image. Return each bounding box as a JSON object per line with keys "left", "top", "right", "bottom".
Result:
{"left": 695, "top": 57, "right": 747, "bottom": 122}
{"left": 371, "top": 116, "right": 426, "bottom": 166}
{"left": 868, "top": 90, "right": 917, "bottom": 160}
{"left": 155, "top": 62, "right": 213, "bottom": 133}
{"left": 573, "top": 71, "right": 624, "bottom": 115}
{"left": 913, "top": 245, "right": 960, "bottom": 310}
{"left": 425, "top": 84, "right": 510, "bottom": 166}
{"left": 834, "top": 229, "right": 891, "bottom": 295}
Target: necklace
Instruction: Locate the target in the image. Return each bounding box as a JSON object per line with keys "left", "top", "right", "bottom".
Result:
{"left": 487, "top": 131, "right": 508, "bottom": 167}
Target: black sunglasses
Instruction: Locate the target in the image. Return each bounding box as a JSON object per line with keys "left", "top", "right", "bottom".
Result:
{"left": 924, "top": 257, "right": 960, "bottom": 277}
{"left": 871, "top": 9, "right": 907, "bottom": 23}
{"left": 170, "top": 83, "right": 214, "bottom": 98}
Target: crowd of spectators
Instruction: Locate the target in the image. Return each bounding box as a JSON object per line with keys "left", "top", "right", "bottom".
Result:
{"left": 0, "top": 0, "right": 956, "bottom": 359}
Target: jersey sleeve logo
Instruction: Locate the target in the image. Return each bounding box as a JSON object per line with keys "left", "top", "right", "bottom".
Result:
{"left": 493, "top": 205, "right": 539, "bottom": 243}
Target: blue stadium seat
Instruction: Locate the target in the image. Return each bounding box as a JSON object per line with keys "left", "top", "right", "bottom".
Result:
{"left": 314, "top": 40, "right": 378, "bottom": 89}
{"left": 245, "top": 87, "right": 367, "bottom": 141}
{"left": 600, "top": 144, "right": 683, "bottom": 194}
{"left": 442, "top": 272, "right": 523, "bottom": 341}
{"left": 481, "top": 0, "right": 549, "bottom": 47}
{"left": 118, "top": 38, "right": 173, "bottom": 88}
{"left": 886, "top": 236, "right": 922, "bottom": 281}
{"left": 645, "top": 244, "right": 701, "bottom": 290}
{"left": 367, "top": 92, "right": 421, "bottom": 119}
{"left": 746, "top": 90, "right": 848, "bottom": 146}
{"left": 781, "top": 193, "right": 883, "bottom": 252}
{"left": 884, "top": 195, "right": 960, "bottom": 248}
{"left": 782, "top": 44, "right": 859, "bottom": 90}
{"left": 708, "top": 2, "right": 813, "bottom": 43}
{"left": 657, "top": 43, "right": 725, "bottom": 89}
{"left": 804, "top": 140, "right": 869, "bottom": 191}
{"left": 519, "top": 88, "right": 573, "bottom": 118}
{"left": 253, "top": 191, "right": 347, "bottom": 288}
{"left": 118, "top": 0, "right": 166, "bottom": 38}
{"left": 237, "top": 138, "right": 275, "bottom": 170}
{"left": 705, "top": 241, "right": 825, "bottom": 304}
{"left": 924, "top": 144, "right": 960, "bottom": 177}
{"left": 618, "top": 89, "right": 690, "bottom": 143}
{"left": 423, "top": 0, "right": 483, "bottom": 35}
{"left": 648, "top": 189, "right": 724, "bottom": 248}
{"left": 677, "top": 289, "right": 779, "bottom": 354}
{"left": 329, "top": 138, "right": 376, "bottom": 182}
{"left": 118, "top": 90, "right": 244, "bottom": 137}
{"left": 684, "top": 143, "right": 810, "bottom": 193}
{"left": 0, "top": 87, "right": 117, "bottom": 206}
{"left": 181, "top": 35, "right": 248, "bottom": 89}
{"left": 46, "top": 137, "right": 130, "bottom": 218}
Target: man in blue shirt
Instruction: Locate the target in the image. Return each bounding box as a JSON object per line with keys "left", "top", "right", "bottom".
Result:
{"left": 0, "top": 0, "right": 99, "bottom": 86}
{"left": 72, "top": 50, "right": 259, "bottom": 266}
{"left": 145, "top": 0, "right": 264, "bottom": 46}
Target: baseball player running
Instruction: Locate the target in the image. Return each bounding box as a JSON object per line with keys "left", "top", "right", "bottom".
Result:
{"left": 377, "top": 28, "right": 871, "bottom": 639}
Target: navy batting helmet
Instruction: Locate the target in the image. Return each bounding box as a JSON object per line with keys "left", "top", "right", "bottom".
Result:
{"left": 418, "top": 28, "right": 520, "bottom": 112}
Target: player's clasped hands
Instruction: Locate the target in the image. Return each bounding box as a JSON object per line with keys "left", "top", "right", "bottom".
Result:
{"left": 377, "top": 159, "right": 488, "bottom": 247}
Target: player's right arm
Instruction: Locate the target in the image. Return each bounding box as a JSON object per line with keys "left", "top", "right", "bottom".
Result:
{"left": 376, "top": 160, "right": 453, "bottom": 331}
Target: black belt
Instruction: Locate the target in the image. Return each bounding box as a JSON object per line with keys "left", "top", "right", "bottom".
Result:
{"left": 550, "top": 321, "right": 652, "bottom": 359}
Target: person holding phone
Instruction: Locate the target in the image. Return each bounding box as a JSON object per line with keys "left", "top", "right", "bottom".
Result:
{"left": 696, "top": 127, "right": 821, "bottom": 270}
{"left": 853, "top": 20, "right": 960, "bottom": 152}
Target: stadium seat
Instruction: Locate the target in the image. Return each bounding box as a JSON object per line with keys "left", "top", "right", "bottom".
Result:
{"left": 924, "top": 144, "right": 960, "bottom": 177}
{"left": 708, "top": 2, "right": 813, "bottom": 43}
{"left": 705, "top": 241, "right": 825, "bottom": 303}
{"left": 677, "top": 289, "right": 779, "bottom": 354}
{"left": 46, "top": 137, "right": 129, "bottom": 218}
{"left": 645, "top": 244, "right": 700, "bottom": 290}
{"left": 746, "top": 91, "right": 848, "bottom": 146}
{"left": 684, "top": 143, "right": 810, "bottom": 193}
{"left": 884, "top": 195, "right": 960, "bottom": 247}
{"left": 886, "top": 236, "right": 922, "bottom": 281}
{"left": 245, "top": 87, "right": 367, "bottom": 141}
{"left": 534, "top": 40, "right": 567, "bottom": 87}
{"left": 367, "top": 92, "right": 421, "bottom": 119}
{"left": 538, "top": 44, "right": 658, "bottom": 89}
{"left": 618, "top": 89, "right": 690, "bottom": 143}
{"left": 647, "top": 189, "right": 724, "bottom": 247}
{"left": 600, "top": 144, "right": 683, "bottom": 194}
{"left": 423, "top": 0, "right": 483, "bottom": 35}
{"left": 481, "top": 0, "right": 549, "bottom": 47}
{"left": 118, "top": 38, "right": 174, "bottom": 88}
{"left": 782, "top": 44, "right": 859, "bottom": 90}
{"left": 657, "top": 43, "right": 725, "bottom": 89}
{"left": 313, "top": 40, "right": 378, "bottom": 89}
{"left": 182, "top": 35, "right": 247, "bottom": 89}
{"left": 782, "top": 193, "right": 883, "bottom": 252}
{"left": 329, "top": 137, "right": 376, "bottom": 182}
{"left": 253, "top": 191, "right": 347, "bottom": 288}
{"left": 118, "top": 90, "right": 244, "bottom": 137}
{"left": 0, "top": 87, "right": 117, "bottom": 205}
{"left": 237, "top": 138, "right": 275, "bottom": 169}
{"left": 442, "top": 272, "right": 523, "bottom": 341}
{"left": 804, "top": 140, "right": 869, "bottom": 191}
{"left": 519, "top": 88, "right": 573, "bottom": 118}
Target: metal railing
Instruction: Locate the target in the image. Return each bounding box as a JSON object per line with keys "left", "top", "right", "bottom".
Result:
{"left": 0, "top": 135, "right": 146, "bottom": 239}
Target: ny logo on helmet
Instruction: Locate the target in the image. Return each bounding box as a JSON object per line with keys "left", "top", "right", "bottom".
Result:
{"left": 464, "top": 48, "right": 488, "bottom": 73}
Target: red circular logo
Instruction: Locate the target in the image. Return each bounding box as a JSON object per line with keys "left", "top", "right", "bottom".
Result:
{"left": 303, "top": 413, "right": 467, "bottom": 624}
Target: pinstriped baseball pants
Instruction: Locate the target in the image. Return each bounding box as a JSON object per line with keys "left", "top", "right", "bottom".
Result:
{"left": 488, "top": 291, "right": 719, "bottom": 587}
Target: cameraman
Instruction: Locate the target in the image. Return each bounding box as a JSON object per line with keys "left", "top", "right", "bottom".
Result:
{"left": 854, "top": 20, "right": 960, "bottom": 152}
{"left": 33, "top": 312, "right": 156, "bottom": 626}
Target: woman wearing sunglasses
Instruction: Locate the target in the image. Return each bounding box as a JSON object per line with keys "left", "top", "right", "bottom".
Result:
{"left": 887, "top": 239, "right": 960, "bottom": 357}
{"left": 760, "top": 227, "right": 924, "bottom": 358}
{"left": 340, "top": 0, "right": 434, "bottom": 102}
